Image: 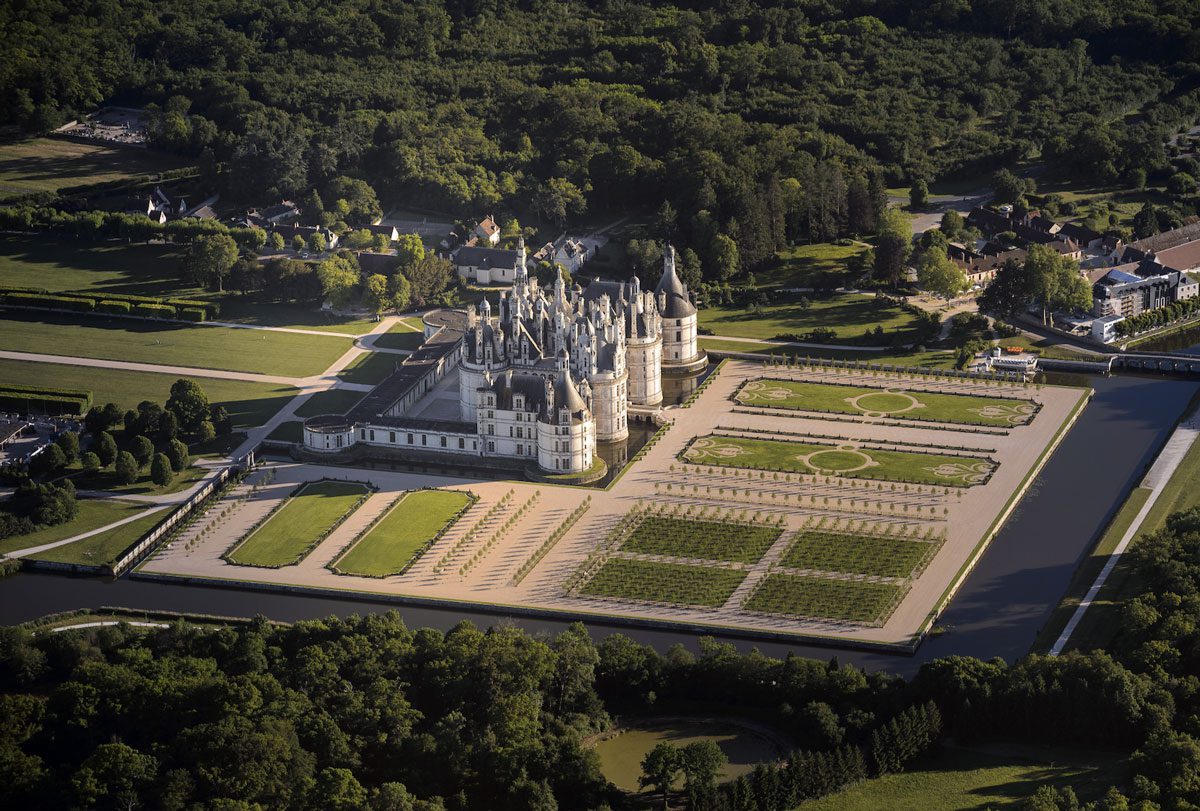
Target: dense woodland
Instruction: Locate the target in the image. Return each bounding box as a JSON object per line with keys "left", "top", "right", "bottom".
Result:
{"left": 5, "top": 1, "right": 1200, "bottom": 277}
{"left": 2, "top": 506, "right": 1200, "bottom": 808}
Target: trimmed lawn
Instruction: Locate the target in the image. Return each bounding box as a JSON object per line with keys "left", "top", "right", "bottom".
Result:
{"left": 266, "top": 421, "right": 303, "bottom": 443}
{"left": 620, "top": 515, "right": 782, "bottom": 564}
{"left": 294, "top": 388, "right": 367, "bottom": 418}
{"left": 226, "top": 480, "right": 370, "bottom": 567}
{"left": 26, "top": 506, "right": 167, "bottom": 567}
{"left": 333, "top": 490, "right": 473, "bottom": 576}
{"left": 0, "top": 358, "right": 297, "bottom": 427}
{"left": 756, "top": 242, "right": 869, "bottom": 289}
{"left": 745, "top": 573, "right": 907, "bottom": 624}
{"left": 338, "top": 352, "right": 398, "bottom": 386}
{"left": 0, "top": 236, "right": 192, "bottom": 296}
{"left": 0, "top": 310, "right": 350, "bottom": 376}
{"left": 372, "top": 325, "right": 424, "bottom": 351}
{"left": 0, "top": 498, "right": 147, "bottom": 555}
{"left": 58, "top": 462, "right": 209, "bottom": 497}
{"left": 595, "top": 720, "right": 783, "bottom": 792}
{"left": 580, "top": 558, "right": 747, "bottom": 607}
{"left": 697, "top": 293, "right": 920, "bottom": 344}
{"left": 214, "top": 298, "right": 379, "bottom": 334}
{"left": 799, "top": 744, "right": 1123, "bottom": 810}
{"left": 0, "top": 137, "right": 187, "bottom": 200}
{"left": 682, "top": 434, "right": 996, "bottom": 487}
{"left": 781, "top": 531, "right": 939, "bottom": 579}
{"left": 698, "top": 338, "right": 959, "bottom": 370}
{"left": 735, "top": 378, "right": 1038, "bottom": 426}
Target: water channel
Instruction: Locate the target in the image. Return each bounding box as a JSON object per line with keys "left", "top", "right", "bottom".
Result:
{"left": 1, "top": 373, "right": 1196, "bottom": 678}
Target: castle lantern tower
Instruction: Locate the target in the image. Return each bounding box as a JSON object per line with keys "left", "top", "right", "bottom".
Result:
{"left": 656, "top": 244, "right": 703, "bottom": 369}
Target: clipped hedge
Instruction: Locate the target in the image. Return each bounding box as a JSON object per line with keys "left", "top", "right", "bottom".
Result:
{"left": 133, "top": 302, "right": 176, "bottom": 319}
{"left": 2, "top": 292, "right": 94, "bottom": 312}
{"left": 0, "top": 384, "right": 92, "bottom": 416}
{"left": 97, "top": 300, "right": 132, "bottom": 314}
{"left": 179, "top": 307, "right": 207, "bottom": 322}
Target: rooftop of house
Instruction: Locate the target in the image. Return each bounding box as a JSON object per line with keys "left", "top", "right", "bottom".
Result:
{"left": 1152, "top": 239, "right": 1200, "bottom": 273}
{"left": 476, "top": 216, "right": 499, "bottom": 236}
{"left": 455, "top": 246, "right": 519, "bottom": 267}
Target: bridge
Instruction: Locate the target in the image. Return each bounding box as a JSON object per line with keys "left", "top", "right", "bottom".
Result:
{"left": 1040, "top": 352, "right": 1200, "bottom": 377}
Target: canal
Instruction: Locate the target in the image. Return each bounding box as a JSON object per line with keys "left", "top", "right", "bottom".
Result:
{"left": 1, "top": 373, "right": 1196, "bottom": 678}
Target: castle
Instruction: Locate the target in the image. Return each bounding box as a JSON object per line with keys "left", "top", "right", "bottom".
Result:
{"left": 302, "top": 243, "right": 706, "bottom": 477}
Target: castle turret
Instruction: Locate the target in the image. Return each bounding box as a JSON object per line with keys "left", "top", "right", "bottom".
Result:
{"left": 656, "top": 244, "right": 703, "bottom": 369}
{"left": 537, "top": 349, "right": 595, "bottom": 473}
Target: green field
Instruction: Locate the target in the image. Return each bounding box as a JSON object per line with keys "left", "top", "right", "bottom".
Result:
{"left": 745, "top": 573, "right": 907, "bottom": 624}
{"left": 266, "top": 421, "right": 303, "bottom": 443}
{"left": 782, "top": 531, "right": 939, "bottom": 579}
{"left": 595, "top": 720, "right": 784, "bottom": 793}
{"left": 756, "top": 242, "right": 869, "bottom": 289}
{"left": 338, "top": 352, "right": 399, "bottom": 386}
{"left": 294, "top": 388, "right": 367, "bottom": 418}
{"left": 0, "top": 310, "right": 350, "bottom": 377}
{"left": 226, "top": 480, "right": 370, "bottom": 567}
{"left": 372, "top": 324, "right": 424, "bottom": 351}
{"left": 682, "top": 434, "right": 996, "bottom": 487}
{"left": 0, "top": 498, "right": 148, "bottom": 555}
{"left": 799, "top": 744, "right": 1123, "bottom": 810}
{"left": 0, "top": 137, "right": 188, "bottom": 200}
{"left": 60, "top": 461, "right": 209, "bottom": 498}
{"left": 580, "top": 558, "right": 747, "bottom": 607}
{"left": 0, "top": 358, "right": 296, "bottom": 427}
{"left": 620, "top": 515, "right": 782, "bottom": 564}
{"left": 697, "top": 293, "right": 920, "bottom": 343}
{"left": 332, "top": 490, "right": 473, "bottom": 576}
{"left": 697, "top": 338, "right": 959, "bottom": 370}
{"left": 735, "top": 378, "right": 1038, "bottom": 426}
{"left": 26, "top": 506, "right": 167, "bottom": 567}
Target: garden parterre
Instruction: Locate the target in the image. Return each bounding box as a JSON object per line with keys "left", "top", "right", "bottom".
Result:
{"left": 620, "top": 514, "right": 783, "bottom": 564}
{"left": 781, "top": 529, "right": 942, "bottom": 579}
{"left": 735, "top": 378, "right": 1039, "bottom": 427}
{"left": 225, "top": 480, "right": 371, "bottom": 568}
{"left": 332, "top": 490, "right": 473, "bottom": 577}
{"left": 745, "top": 573, "right": 909, "bottom": 625}
{"left": 682, "top": 434, "right": 996, "bottom": 487}
{"left": 578, "top": 557, "right": 747, "bottom": 608}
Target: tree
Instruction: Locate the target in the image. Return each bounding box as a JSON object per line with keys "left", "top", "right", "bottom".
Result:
{"left": 29, "top": 444, "right": 66, "bottom": 479}
{"left": 627, "top": 239, "right": 663, "bottom": 283}
{"left": 1167, "top": 172, "right": 1196, "bottom": 196}
{"left": 362, "top": 274, "right": 390, "bottom": 315}
{"left": 679, "top": 247, "right": 703, "bottom": 289}
{"left": 680, "top": 740, "right": 727, "bottom": 806}
{"left": 209, "top": 405, "right": 232, "bottom": 436}
{"left": 114, "top": 451, "right": 139, "bottom": 485}
{"left": 1025, "top": 244, "right": 1089, "bottom": 324}
{"left": 977, "top": 258, "right": 1033, "bottom": 318}
{"left": 80, "top": 452, "right": 100, "bottom": 472}
{"left": 184, "top": 233, "right": 239, "bottom": 291}
{"left": 292, "top": 235, "right": 306, "bottom": 252}
{"left": 394, "top": 234, "right": 425, "bottom": 268}
{"left": 166, "top": 438, "right": 190, "bottom": 472}
{"left": 71, "top": 743, "right": 158, "bottom": 810}
{"left": 55, "top": 431, "right": 79, "bottom": 463}
{"left": 533, "top": 177, "right": 587, "bottom": 226}
{"left": 269, "top": 231, "right": 286, "bottom": 252}
{"left": 84, "top": 403, "right": 121, "bottom": 437}
{"left": 404, "top": 256, "right": 452, "bottom": 306}
{"left": 918, "top": 246, "right": 969, "bottom": 302}
{"left": 197, "top": 421, "right": 216, "bottom": 442}
{"left": 388, "top": 273, "right": 412, "bottom": 312}
{"left": 909, "top": 178, "right": 929, "bottom": 209}
{"left": 940, "top": 210, "right": 964, "bottom": 239}
{"left": 312, "top": 767, "right": 369, "bottom": 811}
{"left": 344, "top": 228, "right": 374, "bottom": 250}
{"left": 95, "top": 432, "right": 118, "bottom": 467}
{"left": 309, "top": 231, "right": 328, "bottom": 253}
{"left": 327, "top": 176, "right": 382, "bottom": 225}
{"left": 1133, "top": 203, "right": 1162, "bottom": 239}
{"left": 640, "top": 742, "right": 682, "bottom": 811}
{"left": 874, "top": 208, "right": 911, "bottom": 285}
{"left": 150, "top": 453, "right": 173, "bottom": 487}
{"left": 992, "top": 169, "right": 1025, "bottom": 204}
{"left": 710, "top": 234, "right": 740, "bottom": 281}
{"left": 166, "top": 379, "right": 210, "bottom": 434}
{"left": 129, "top": 435, "right": 153, "bottom": 467}
{"left": 158, "top": 411, "right": 179, "bottom": 442}
{"left": 847, "top": 174, "right": 877, "bottom": 235}
{"left": 317, "top": 255, "right": 361, "bottom": 309}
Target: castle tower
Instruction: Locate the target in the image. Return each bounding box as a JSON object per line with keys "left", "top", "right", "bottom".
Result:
{"left": 656, "top": 244, "right": 702, "bottom": 369}
{"left": 459, "top": 297, "right": 498, "bottom": 422}
{"left": 537, "top": 348, "right": 595, "bottom": 474}
{"left": 626, "top": 273, "right": 663, "bottom": 406}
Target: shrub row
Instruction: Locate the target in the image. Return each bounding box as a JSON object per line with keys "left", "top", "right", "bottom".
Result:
{"left": 0, "top": 384, "right": 92, "bottom": 416}
{"left": 0, "top": 285, "right": 217, "bottom": 318}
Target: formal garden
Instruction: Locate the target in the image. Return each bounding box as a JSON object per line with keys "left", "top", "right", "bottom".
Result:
{"left": 780, "top": 526, "right": 943, "bottom": 579}
{"left": 578, "top": 558, "right": 748, "bottom": 608}
{"left": 331, "top": 489, "right": 473, "bottom": 577}
{"left": 681, "top": 434, "right": 996, "bottom": 487}
{"left": 223, "top": 479, "right": 371, "bottom": 568}
{"left": 619, "top": 514, "right": 783, "bottom": 564}
{"left": 744, "top": 573, "right": 908, "bottom": 626}
{"left": 734, "top": 378, "right": 1039, "bottom": 427}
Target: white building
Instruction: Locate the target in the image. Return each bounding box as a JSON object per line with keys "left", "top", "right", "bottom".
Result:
{"left": 302, "top": 244, "right": 704, "bottom": 476}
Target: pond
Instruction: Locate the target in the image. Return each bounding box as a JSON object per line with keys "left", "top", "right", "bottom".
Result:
{"left": 593, "top": 718, "right": 786, "bottom": 792}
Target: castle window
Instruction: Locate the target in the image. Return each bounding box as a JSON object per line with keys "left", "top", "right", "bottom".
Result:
{"left": 389, "top": 432, "right": 395, "bottom": 443}
{"left": 509, "top": 426, "right": 513, "bottom": 437}
{"left": 369, "top": 430, "right": 375, "bottom": 441}
{"left": 488, "top": 441, "right": 495, "bottom": 452}
{"left": 517, "top": 443, "right": 523, "bottom": 455}
{"left": 441, "top": 436, "right": 447, "bottom": 447}
{"left": 336, "top": 435, "right": 343, "bottom": 448}
{"left": 360, "top": 429, "right": 365, "bottom": 440}
{"left": 488, "top": 425, "right": 494, "bottom": 435}
{"left": 488, "top": 410, "right": 494, "bottom": 418}
{"left": 407, "top": 433, "right": 413, "bottom": 444}
{"left": 517, "top": 427, "right": 523, "bottom": 439}
{"left": 459, "top": 438, "right": 465, "bottom": 449}
{"left": 422, "top": 435, "right": 427, "bottom": 446}
{"left": 675, "top": 331, "right": 681, "bottom": 342}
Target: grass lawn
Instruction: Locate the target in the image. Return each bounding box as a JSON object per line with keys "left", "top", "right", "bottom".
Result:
{"left": 735, "top": 378, "right": 1038, "bottom": 426}
{"left": 59, "top": 462, "right": 209, "bottom": 497}
{"left": 294, "top": 388, "right": 367, "bottom": 418}
{"left": 755, "top": 242, "right": 869, "bottom": 289}
{"left": 0, "top": 236, "right": 192, "bottom": 296}
{"left": 0, "top": 310, "right": 350, "bottom": 376}
{"left": 214, "top": 298, "right": 379, "bottom": 334}
{"left": 266, "top": 421, "right": 302, "bottom": 443}
{"left": 698, "top": 339, "right": 960, "bottom": 370}
{"left": 745, "top": 573, "right": 907, "bottom": 624}
{"left": 372, "top": 325, "right": 424, "bottom": 351}
{"left": 26, "top": 506, "right": 167, "bottom": 567}
{"left": 332, "top": 490, "right": 473, "bottom": 576}
{"left": 0, "top": 358, "right": 296, "bottom": 427}
{"left": 0, "top": 498, "right": 147, "bottom": 555}
{"left": 338, "top": 352, "right": 399, "bottom": 386}
{"left": 595, "top": 720, "right": 783, "bottom": 793}
{"left": 226, "top": 480, "right": 370, "bottom": 568}
{"left": 781, "top": 531, "right": 940, "bottom": 579}
{"left": 697, "top": 292, "right": 920, "bottom": 344}
{"left": 581, "top": 558, "right": 746, "bottom": 607}
{"left": 620, "top": 515, "right": 782, "bottom": 564}
{"left": 682, "top": 434, "right": 996, "bottom": 487}
{"left": 799, "top": 744, "right": 1123, "bottom": 810}
{"left": 0, "top": 137, "right": 188, "bottom": 200}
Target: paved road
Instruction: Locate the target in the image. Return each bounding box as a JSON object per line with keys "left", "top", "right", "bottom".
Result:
{"left": 892, "top": 188, "right": 991, "bottom": 236}
{"left": 3, "top": 504, "right": 167, "bottom": 559}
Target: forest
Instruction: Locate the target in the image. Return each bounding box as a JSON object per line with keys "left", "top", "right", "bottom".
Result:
{"left": 3, "top": 505, "right": 1200, "bottom": 809}
{"left": 4, "top": 1, "right": 1200, "bottom": 275}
